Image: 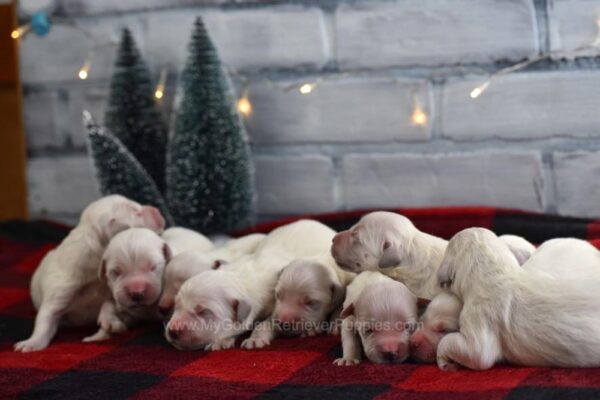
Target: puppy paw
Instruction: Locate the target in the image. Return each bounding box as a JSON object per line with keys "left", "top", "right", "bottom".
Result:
{"left": 241, "top": 338, "right": 270, "bottom": 350}
{"left": 99, "top": 315, "right": 127, "bottom": 334}
{"left": 333, "top": 358, "right": 360, "bottom": 366}
{"left": 82, "top": 329, "right": 111, "bottom": 343}
{"left": 437, "top": 356, "right": 461, "bottom": 372}
{"left": 14, "top": 339, "right": 47, "bottom": 352}
{"left": 205, "top": 338, "right": 236, "bottom": 351}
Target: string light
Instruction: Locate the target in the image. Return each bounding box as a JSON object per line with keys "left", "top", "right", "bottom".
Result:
{"left": 299, "top": 83, "right": 314, "bottom": 95}
{"left": 78, "top": 57, "right": 91, "bottom": 80}
{"left": 237, "top": 84, "right": 252, "bottom": 116}
{"left": 470, "top": 80, "right": 490, "bottom": 99}
{"left": 411, "top": 105, "right": 428, "bottom": 126}
{"left": 11, "top": 24, "right": 30, "bottom": 39}
{"left": 154, "top": 66, "right": 167, "bottom": 100}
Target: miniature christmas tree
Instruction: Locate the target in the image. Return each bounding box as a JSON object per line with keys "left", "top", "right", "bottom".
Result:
{"left": 84, "top": 111, "right": 174, "bottom": 225}
{"left": 104, "top": 28, "right": 168, "bottom": 192}
{"left": 166, "top": 17, "right": 253, "bottom": 233}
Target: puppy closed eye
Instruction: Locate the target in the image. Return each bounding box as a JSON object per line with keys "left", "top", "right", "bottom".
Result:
{"left": 304, "top": 298, "right": 321, "bottom": 310}
{"left": 110, "top": 269, "right": 122, "bottom": 279}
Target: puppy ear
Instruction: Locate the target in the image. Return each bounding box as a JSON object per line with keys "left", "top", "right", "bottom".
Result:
{"left": 98, "top": 260, "right": 108, "bottom": 282}
{"left": 140, "top": 206, "right": 165, "bottom": 233}
{"left": 232, "top": 299, "right": 251, "bottom": 323}
{"left": 330, "top": 283, "right": 346, "bottom": 309}
{"left": 340, "top": 303, "right": 354, "bottom": 319}
{"left": 378, "top": 240, "right": 402, "bottom": 269}
{"left": 162, "top": 243, "right": 173, "bottom": 264}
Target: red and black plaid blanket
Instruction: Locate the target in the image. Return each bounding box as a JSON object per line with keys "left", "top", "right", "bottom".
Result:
{"left": 2, "top": 207, "right": 600, "bottom": 399}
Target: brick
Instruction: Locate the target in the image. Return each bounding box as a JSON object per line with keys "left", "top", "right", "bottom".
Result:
{"left": 335, "top": 0, "right": 538, "bottom": 68}
{"left": 548, "top": 0, "right": 600, "bottom": 57}
{"left": 27, "top": 156, "right": 101, "bottom": 218}
{"left": 145, "top": 6, "right": 329, "bottom": 71}
{"left": 245, "top": 77, "right": 432, "bottom": 144}
{"left": 341, "top": 152, "right": 544, "bottom": 211}
{"left": 442, "top": 71, "right": 600, "bottom": 141}
{"left": 254, "top": 155, "right": 336, "bottom": 214}
{"left": 553, "top": 151, "right": 600, "bottom": 218}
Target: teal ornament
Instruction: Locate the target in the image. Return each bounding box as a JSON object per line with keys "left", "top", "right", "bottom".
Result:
{"left": 31, "top": 11, "right": 50, "bottom": 36}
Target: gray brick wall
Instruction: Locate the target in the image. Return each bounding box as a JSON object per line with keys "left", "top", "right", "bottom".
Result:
{"left": 20, "top": 0, "right": 600, "bottom": 223}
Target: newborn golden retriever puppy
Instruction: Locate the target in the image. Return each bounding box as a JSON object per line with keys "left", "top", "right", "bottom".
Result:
{"left": 524, "top": 238, "right": 600, "bottom": 278}
{"left": 498, "top": 234, "right": 536, "bottom": 265}
{"left": 334, "top": 271, "right": 418, "bottom": 365}
{"left": 437, "top": 228, "right": 600, "bottom": 370}
{"left": 157, "top": 234, "right": 266, "bottom": 316}
{"left": 240, "top": 254, "right": 354, "bottom": 349}
{"left": 164, "top": 220, "right": 336, "bottom": 351}
{"left": 15, "top": 195, "right": 165, "bottom": 352}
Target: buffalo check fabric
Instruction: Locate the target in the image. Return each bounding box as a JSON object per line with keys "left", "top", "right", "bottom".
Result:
{"left": 2, "top": 207, "right": 600, "bottom": 399}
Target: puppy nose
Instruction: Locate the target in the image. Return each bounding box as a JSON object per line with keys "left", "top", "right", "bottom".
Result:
{"left": 129, "top": 291, "right": 145, "bottom": 302}
{"left": 383, "top": 350, "right": 399, "bottom": 362}
{"left": 167, "top": 328, "right": 180, "bottom": 340}
{"left": 410, "top": 339, "right": 421, "bottom": 350}
{"left": 278, "top": 312, "right": 297, "bottom": 323}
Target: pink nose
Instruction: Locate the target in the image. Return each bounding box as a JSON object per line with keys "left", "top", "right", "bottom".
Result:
{"left": 379, "top": 340, "right": 403, "bottom": 354}
{"left": 278, "top": 311, "right": 297, "bottom": 323}
{"left": 126, "top": 283, "right": 149, "bottom": 302}
{"left": 332, "top": 231, "right": 348, "bottom": 244}
{"left": 410, "top": 335, "right": 422, "bottom": 350}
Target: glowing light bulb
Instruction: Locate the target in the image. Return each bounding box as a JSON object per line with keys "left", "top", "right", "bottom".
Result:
{"left": 470, "top": 81, "right": 490, "bottom": 99}
{"left": 78, "top": 58, "right": 91, "bottom": 80}
{"left": 154, "top": 67, "right": 167, "bottom": 101}
{"left": 237, "top": 96, "right": 252, "bottom": 116}
{"left": 154, "top": 89, "right": 164, "bottom": 99}
{"left": 299, "top": 83, "right": 313, "bottom": 95}
{"left": 411, "top": 105, "right": 428, "bottom": 126}
{"left": 11, "top": 24, "right": 30, "bottom": 40}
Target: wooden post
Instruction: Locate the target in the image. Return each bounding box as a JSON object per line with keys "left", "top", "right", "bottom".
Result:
{"left": 0, "top": 0, "right": 28, "bottom": 220}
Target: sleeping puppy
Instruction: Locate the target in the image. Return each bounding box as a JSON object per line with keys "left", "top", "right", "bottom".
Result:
{"left": 331, "top": 211, "right": 535, "bottom": 299}
{"left": 15, "top": 195, "right": 164, "bottom": 352}
{"left": 161, "top": 227, "right": 214, "bottom": 255}
{"left": 410, "top": 236, "right": 592, "bottom": 364}
{"left": 164, "top": 220, "right": 336, "bottom": 351}
{"left": 334, "top": 271, "right": 418, "bottom": 365}
{"left": 409, "top": 292, "right": 462, "bottom": 363}
{"left": 240, "top": 254, "right": 354, "bottom": 349}
{"left": 436, "top": 228, "right": 600, "bottom": 370}
{"left": 157, "top": 233, "right": 267, "bottom": 316}
{"left": 84, "top": 228, "right": 173, "bottom": 342}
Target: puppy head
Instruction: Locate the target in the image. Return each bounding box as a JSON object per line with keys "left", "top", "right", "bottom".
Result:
{"left": 272, "top": 259, "right": 344, "bottom": 334}
{"left": 437, "top": 228, "right": 518, "bottom": 296}
{"left": 158, "top": 252, "right": 222, "bottom": 317}
{"left": 100, "top": 228, "right": 171, "bottom": 310}
{"left": 410, "top": 292, "right": 462, "bottom": 363}
{"left": 82, "top": 195, "right": 165, "bottom": 241}
{"left": 164, "top": 270, "right": 252, "bottom": 351}
{"left": 342, "top": 280, "right": 417, "bottom": 364}
{"left": 498, "top": 234, "right": 536, "bottom": 266}
{"left": 331, "top": 212, "right": 415, "bottom": 273}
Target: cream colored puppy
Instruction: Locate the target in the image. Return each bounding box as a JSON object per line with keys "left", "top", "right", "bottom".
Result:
{"left": 334, "top": 271, "right": 418, "bottom": 365}
{"left": 164, "top": 220, "right": 336, "bottom": 351}
{"left": 15, "top": 195, "right": 164, "bottom": 352}
{"left": 409, "top": 292, "right": 462, "bottom": 363}
{"left": 241, "top": 253, "right": 354, "bottom": 349}
{"left": 161, "top": 227, "right": 214, "bottom": 255}
{"left": 157, "top": 233, "right": 266, "bottom": 316}
{"left": 524, "top": 238, "right": 600, "bottom": 278}
{"left": 437, "top": 228, "right": 600, "bottom": 370}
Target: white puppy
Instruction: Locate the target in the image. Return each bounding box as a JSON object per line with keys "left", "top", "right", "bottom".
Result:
{"left": 334, "top": 271, "right": 418, "bottom": 365}
{"left": 409, "top": 292, "right": 462, "bottom": 363}
{"left": 164, "top": 220, "right": 336, "bottom": 351}
{"left": 523, "top": 237, "right": 600, "bottom": 278}
{"left": 15, "top": 195, "right": 165, "bottom": 352}
{"left": 241, "top": 253, "right": 354, "bottom": 349}
{"left": 437, "top": 228, "right": 600, "bottom": 370}
{"left": 161, "top": 227, "right": 213, "bottom": 255}
{"left": 157, "top": 233, "right": 266, "bottom": 316}
{"left": 331, "top": 212, "right": 535, "bottom": 299}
